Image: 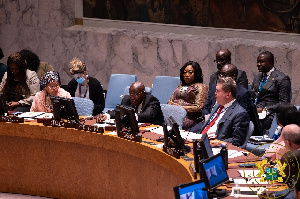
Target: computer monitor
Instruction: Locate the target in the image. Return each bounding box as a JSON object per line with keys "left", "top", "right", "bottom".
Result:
{"left": 173, "top": 179, "right": 209, "bottom": 199}
{"left": 0, "top": 94, "right": 8, "bottom": 116}
{"left": 50, "top": 96, "right": 79, "bottom": 123}
{"left": 199, "top": 153, "right": 229, "bottom": 191}
{"left": 115, "top": 104, "right": 139, "bottom": 134}
{"left": 193, "top": 133, "right": 214, "bottom": 173}
{"left": 199, "top": 133, "right": 214, "bottom": 159}
{"left": 163, "top": 116, "right": 184, "bottom": 151}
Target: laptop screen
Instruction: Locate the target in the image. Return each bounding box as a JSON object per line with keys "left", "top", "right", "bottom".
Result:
{"left": 199, "top": 133, "right": 214, "bottom": 159}
{"left": 199, "top": 153, "right": 229, "bottom": 190}
{"left": 174, "top": 179, "right": 209, "bottom": 199}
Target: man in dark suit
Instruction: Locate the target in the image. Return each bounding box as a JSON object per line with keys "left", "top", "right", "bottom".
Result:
{"left": 251, "top": 51, "right": 291, "bottom": 132}
{"left": 209, "top": 49, "right": 248, "bottom": 90}
{"left": 98, "top": 81, "right": 164, "bottom": 125}
{"left": 198, "top": 77, "right": 250, "bottom": 147}
{"left": 190, "top": 64, "right": 252, "bottom": 134}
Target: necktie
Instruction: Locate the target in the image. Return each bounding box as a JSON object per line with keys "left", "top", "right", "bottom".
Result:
{"left": 258, "top": 74, "right": 267, "bottom": 92}
{"left": 254, "top": 74, "right": 267, "bottom": 105}
{"left": 201, "top": 106, "right": 224, "bottom": 134}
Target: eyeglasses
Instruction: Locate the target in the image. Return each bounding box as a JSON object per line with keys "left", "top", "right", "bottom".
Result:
{"left": 73, "top": 73, "right": 85, "bottom": 79}
{"left": 47, "top": 84, "right": 60, "bottom": 90}
{"left": 129, "top": 91, "right": 145, "bottom": 98}
{"left": 219, "top": 73, "right": 229, "bottom": 78}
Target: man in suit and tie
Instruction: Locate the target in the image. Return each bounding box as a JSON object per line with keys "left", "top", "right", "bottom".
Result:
{"left": 209, "top": 49, "right": 248, "bottom": 90}
{"left": 97, "top": 81, "right": 164, "bottom": 125}
{"left": 199, "top": 77, "right": 250, "bottom": 147}
{"left": 251, "top": 51, "right": 291, "bottom": 132}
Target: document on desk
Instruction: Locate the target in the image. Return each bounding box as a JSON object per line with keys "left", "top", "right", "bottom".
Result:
{"left": 238, "top": 169, "right": 260, "bottom": 178}
{"left": 230, "top": 186, "right": 267, "bottom": 197}
{"left": 234, "top": 178, "right": 268, "bottom": 185}
{"left": 17, "top": 112, "right": 45, "bottom": 118}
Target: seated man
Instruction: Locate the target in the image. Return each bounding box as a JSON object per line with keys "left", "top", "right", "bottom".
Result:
{"left": 190, "top": 64, "right": 252, "bottom": 133}
{"left": 97, "top": 81, "right": 164, "bottom": 125}
{"left": 251, "top": 51, "right": 291, "bottom": 132}
{"left": 198, "top": 77, "right": 250, "bottom": 147}
{"left": 209, "top": 49, "right": 248, "bottom": 90}
{"left": 283, "top": 124, "right": 300, "bottom": 150}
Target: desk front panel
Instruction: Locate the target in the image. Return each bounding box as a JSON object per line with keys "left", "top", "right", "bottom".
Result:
{"left": 0, "top": 122, "right": 193, "bottom": 199}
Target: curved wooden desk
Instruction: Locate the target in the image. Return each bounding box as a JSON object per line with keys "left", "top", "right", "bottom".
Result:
{"left": 0, "top": 122, "right": 193, "bottom": 199}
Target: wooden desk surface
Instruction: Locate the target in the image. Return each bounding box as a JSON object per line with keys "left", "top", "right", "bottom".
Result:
{"left": 0, "top": 121, "right": 193, "bottom": 199}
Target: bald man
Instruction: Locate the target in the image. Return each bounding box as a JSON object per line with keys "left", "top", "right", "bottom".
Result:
{"left": 98, "top": 81, "right": 164, "bottom": 125}
{"left": 209, "top": 49, "right": 248, "bottom": 90}
{"left": 283, "top": 124, "right": 300, "bottom": 150}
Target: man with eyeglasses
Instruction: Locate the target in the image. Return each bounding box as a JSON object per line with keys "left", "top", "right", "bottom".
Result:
{"left": 189, "top": 64, "right": 252, "bottom": 134}
{"left": 209, "top": 49, "right": 248, "bottom": 90}
{"left": 97, "top": 81, "right": 164, "bottom": 125}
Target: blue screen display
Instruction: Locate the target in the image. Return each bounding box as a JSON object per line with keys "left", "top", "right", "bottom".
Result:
{"left": 178, "top": 181, "right": 209, "bottom": 199}
{"left": 203, "top": 155, "right": 228, "bottom": 189}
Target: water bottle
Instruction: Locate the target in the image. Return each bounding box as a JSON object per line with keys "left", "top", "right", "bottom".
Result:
{"left": 233, "top": 183, "right": 240, "bottom": 198}
{"left": 220, "top": 143, "right": 228, "bottom": 170}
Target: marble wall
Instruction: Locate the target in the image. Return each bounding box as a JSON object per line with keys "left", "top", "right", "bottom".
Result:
{"left": 0, "top": 0, "right": 300, "bottom": 105}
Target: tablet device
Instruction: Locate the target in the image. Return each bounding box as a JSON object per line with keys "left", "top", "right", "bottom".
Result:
{"left": 174, "top": 179, "right": 210, "bottom": 199}
{"left": 199, "top": 153, "right": 229, "bottom": 191}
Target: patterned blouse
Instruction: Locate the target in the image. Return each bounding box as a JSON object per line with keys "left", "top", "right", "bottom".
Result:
{"left": 168, "top": 82, "right": 208, "bottom": 130}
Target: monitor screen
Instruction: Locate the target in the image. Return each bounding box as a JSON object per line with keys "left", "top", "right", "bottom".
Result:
{"left": 0, "top": 94, "right": 8, "bottom": 116}
{"left": 199, "top": 153, "right": 229, "bottom": 190}
{"left": 115, "top": 104, "right": 139, "bottom": 134}
{"left": 174, "top": 179, "right": 209, "bottom": 199}
{"left": 50, "top": 96, "right": 79, "bottom": 123}
{"left": 199, "top": 133, "right": 214, "bottom": 159}
{"left": 163, "top": 116, "right": 184, "bottom": 150}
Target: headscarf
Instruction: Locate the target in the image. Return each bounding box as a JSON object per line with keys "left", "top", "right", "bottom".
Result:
{"left": 40, "top": 71, "right": 60, "bottom": 89}
{"left": 69, "top": 57, "right": 86, "bottom": 75}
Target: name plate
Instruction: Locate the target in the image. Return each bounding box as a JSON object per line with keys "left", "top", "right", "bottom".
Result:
{"left": 189, "top": 162, "right": 197, "bottom": 180}
{"left": 163, "top": 145, "right": 180, "bottom": 159}
{"left": 0, "top": 116, "right": 24, "bottom": 123}
{"left": 75, "top": 123, "right": 104, "bottom": 134}
{"left": 118, "top": 131, "right": 142, "bottom": 142}
{"left": 43, "top": 119, "right": 75, "bottom": 128}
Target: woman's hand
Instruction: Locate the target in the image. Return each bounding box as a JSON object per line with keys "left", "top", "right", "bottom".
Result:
{"left": 7, "top": 101, "right": 20, "bottom": 108}
{"left": 96, "top": 114, "right": 107, "bottom": 123}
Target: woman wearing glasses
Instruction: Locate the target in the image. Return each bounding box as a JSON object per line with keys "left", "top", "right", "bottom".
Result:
{"left": 67, "top": 57, "right": 105, "bottom": 115}
{"left": 0, "top": 52, "right": 40, "bottom": 112}
{"left": 30, "top": 71, "right": 71, "bottom": 112}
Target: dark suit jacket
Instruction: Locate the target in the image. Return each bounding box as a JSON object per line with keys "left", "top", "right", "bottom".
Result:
{"left": 251, "top": 69, "right": 291, "bottom": 129}
{"left": 202, "top": 83, "right": 251, "bottom": 116}
{"left": 200, "top": 101, "right": 250, "bottom": 147}
{"left": 251, "top": 69, "right": 291, "bottom": 111}
{"left": 110, "top": 93, "right": 164, "bottom": 125}
{"left": 67, "top": 77, "right": 105, "bottom": 116}
{"left": 209, "top": 69, "right": 249, "bottom": 90}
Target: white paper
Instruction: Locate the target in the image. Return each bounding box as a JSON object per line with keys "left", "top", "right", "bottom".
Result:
{"left": 258, "top": 110, "right": 267, "bottom": 119}
{"left": 238, "top": 169, "right": 260, "bottom": 178}
{"left": 17, "top": 112, "right": 45, "bottom": 118}
{"left": 35, "top": 113, "right": 53, "bottom": 119}
{"left": 234, "top": 178, "right": 268, "bottom": 185}
{"left": 230, "top": 186, "right": 267, "bottom": 197}
{"left": 180, "top": 131, "right": 202, "bottom": 140}
{"left": 228, "top": 150, "right": 244, "bottom": 158}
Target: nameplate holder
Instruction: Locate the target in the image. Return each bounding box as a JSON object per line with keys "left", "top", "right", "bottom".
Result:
{"left": 0, "top": 116, "right": 24, "bottom": 123}
{"left": 43, "top": 119, "right": 75, "bottom": 128}
{"left": 75, "top": 123, "right": 104, "bottom": 134}
{"left": 189, "top": 162, "right": 197, "bottom": 179}
{"left": 163, "top": 145, "right": 180, "bottom": 159}
{"left": 118, "top": 131, "right": 142, "bottom": 142}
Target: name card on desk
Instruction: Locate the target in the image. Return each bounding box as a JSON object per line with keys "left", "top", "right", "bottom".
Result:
{"left": 75, "top": 123, "right": 104, "bottom": 134}
{"left": 43, "top": 119, "right": 75, "bottom": 128}
{"left": 163, "top": 145, "right": 180, "bottom": 159}
{"left": 0, "top": 115, "right": 24, "bottom": 123}
{"left": 118, "top": 131, "right": 142, "bottom": 142}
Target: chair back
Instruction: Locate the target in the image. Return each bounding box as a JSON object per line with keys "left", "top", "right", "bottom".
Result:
{"left": 266, "top": 114, "right": 278, "bottom": 138}
{"left": 160, "top": 104, "right": 186, "bottom": 129}
{"left": 72, "top": 97, "right": 94, "bottom": 116}
{"left": 241, "top": 121, "right": 254, "bottom": 149}
{"left": 104, "top": 74, "right": 137, "bottom": 112}
{"left": 151, "top": 76, "right": 180, "bottom": 104}
{"left": 296, "top": 105, "right": 300, "bottom": 111}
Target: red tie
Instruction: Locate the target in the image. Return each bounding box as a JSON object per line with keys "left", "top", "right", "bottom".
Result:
{"left": 201, "top": 106, "right": 224, "bottom": 134}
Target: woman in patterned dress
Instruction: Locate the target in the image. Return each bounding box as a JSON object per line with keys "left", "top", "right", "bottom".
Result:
{"left": 168, "top": 61, "right": 208, "bottom": 130}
